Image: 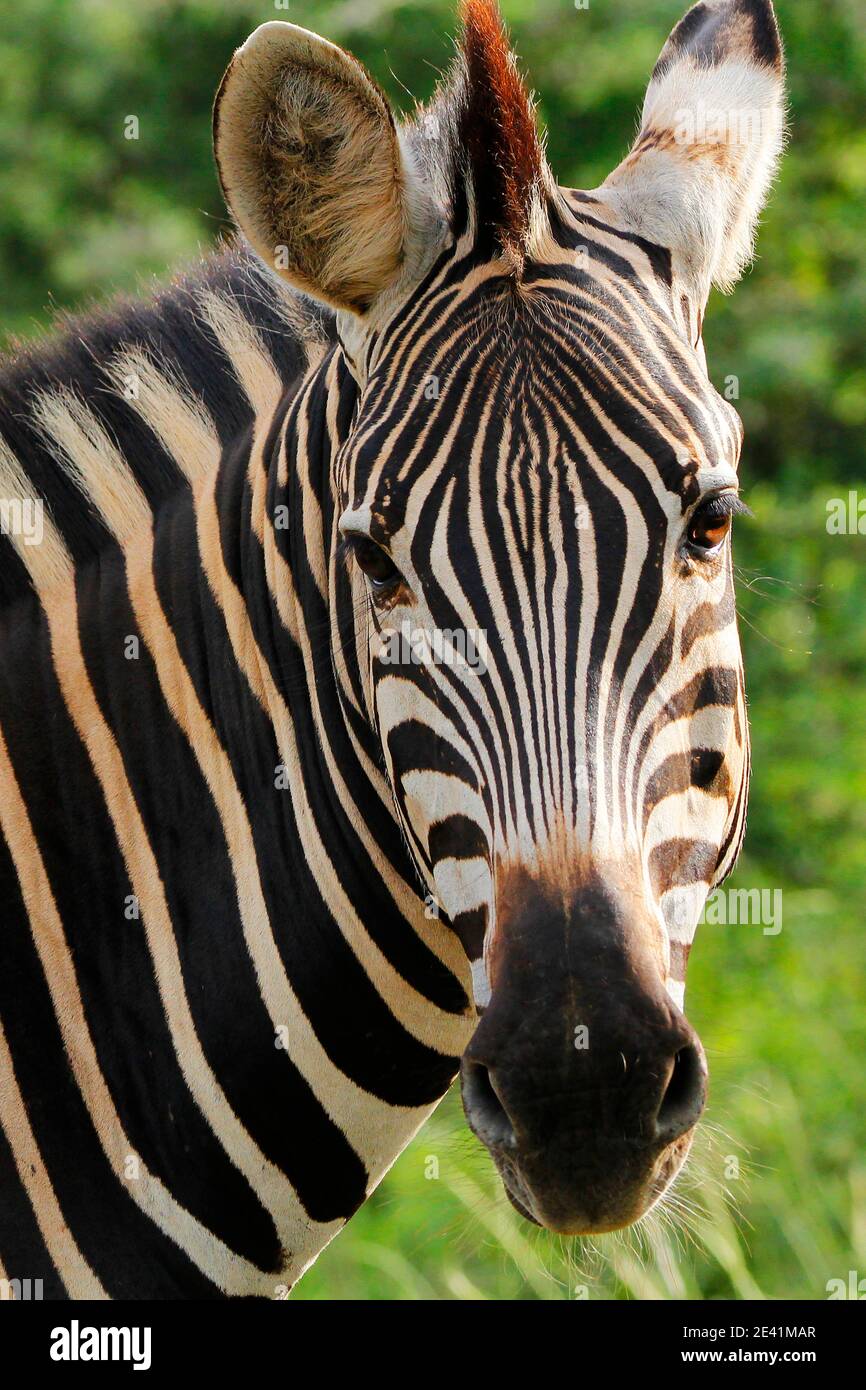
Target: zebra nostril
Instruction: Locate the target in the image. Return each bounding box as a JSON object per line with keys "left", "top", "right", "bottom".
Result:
{"left": 654, "top": 1042, "right": 706, "bottom": 1145}
{"left": 461, "top": 1059, "right": 517, "bottom": 1152}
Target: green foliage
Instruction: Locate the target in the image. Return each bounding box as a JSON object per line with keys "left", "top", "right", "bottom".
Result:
{"left": 1, "top": 0, "right": 864, "bottom": 1299}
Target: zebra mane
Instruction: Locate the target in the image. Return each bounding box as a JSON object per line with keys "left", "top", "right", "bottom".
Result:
{"left": 0, "top": 243, "right": 333, "bottom": 609}
{"left": 408, "top": 0, "right": 553, "bottom": 269}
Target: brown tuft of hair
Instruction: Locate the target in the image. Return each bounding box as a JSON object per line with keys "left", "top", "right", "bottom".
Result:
{"left": 455, "top": 0, "right": 547, "bottom": 258}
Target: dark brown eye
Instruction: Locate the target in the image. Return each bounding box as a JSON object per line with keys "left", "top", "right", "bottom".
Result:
{"left": 687, "top": 494, "right": 747, "bottom": 556}
{"left": 348, "top": 536, "right": 401, "bottom": 590}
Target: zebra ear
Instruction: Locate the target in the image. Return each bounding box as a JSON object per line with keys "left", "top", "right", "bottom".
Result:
{"left": 599, "top": 0, "right": 785, "bottom": 315}
{"left": 213, "top": 22, "right": 431, "bottom": 315}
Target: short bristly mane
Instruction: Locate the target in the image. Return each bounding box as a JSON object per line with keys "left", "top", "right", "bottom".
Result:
{"left": 406, "top": 0, "right": 554, "bottom": 269}
{"left": 0, "top": 245, "right": 332, "bottom": 609}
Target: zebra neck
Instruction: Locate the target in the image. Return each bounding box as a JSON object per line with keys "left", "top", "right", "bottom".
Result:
{"left": 0, "top": 272, "right": 473, "bottom": 1296}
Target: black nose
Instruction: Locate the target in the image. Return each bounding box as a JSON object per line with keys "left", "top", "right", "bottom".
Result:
{"left": 654, "top": 1041, "right": 706, "bottom": 1145}
{"left": 462, "top": 1032, "right": 705, "bottom": 1159}
{"left": 461, "top": 1057, "right": 516, "bottom": 1152}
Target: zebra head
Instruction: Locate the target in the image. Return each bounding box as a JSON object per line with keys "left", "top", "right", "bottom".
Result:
{"left": 215, "top": 0, "right": 785, "bottom": 1234}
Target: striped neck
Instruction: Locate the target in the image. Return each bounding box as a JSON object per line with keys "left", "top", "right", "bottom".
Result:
{"left": 0, "top": 258, "right": 474, "bottom": 1295}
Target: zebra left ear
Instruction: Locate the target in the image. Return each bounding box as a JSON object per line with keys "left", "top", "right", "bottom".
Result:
{"left": 600, "top": 0, "right": 786, "bottom": 317}
{"left": 213, "top": 22, "right": 439, "bottom": 315}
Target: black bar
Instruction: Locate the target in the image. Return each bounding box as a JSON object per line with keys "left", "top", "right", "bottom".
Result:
{"left": 1, "top": 1296, "right": 861, "bottom": 1375}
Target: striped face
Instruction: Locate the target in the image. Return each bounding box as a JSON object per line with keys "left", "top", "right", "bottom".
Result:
{"left": 339, "top": 214, "right": 750, "bottom": 992}
{"left": 337, "top": 214, "right": 749, "bottom": 1232}
{"left": 216, "top": 0, "right": 785, "bottom": 1234}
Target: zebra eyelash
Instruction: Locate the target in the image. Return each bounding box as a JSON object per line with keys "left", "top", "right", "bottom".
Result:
{"left": 696, "top": 492, "right": 752, "bottom": 520}
{"left": 684, "top": 491, "right": 751, "bottom": 558}
{"left": 692, "top": 494, "right": 750, "bottom": 525}
{"left": 686, "top": 492, "right": 750, "bottom": 528}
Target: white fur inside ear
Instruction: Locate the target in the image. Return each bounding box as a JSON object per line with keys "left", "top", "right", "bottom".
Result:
{"left": 603, "top": 54, "right": 784, "bottom": 304}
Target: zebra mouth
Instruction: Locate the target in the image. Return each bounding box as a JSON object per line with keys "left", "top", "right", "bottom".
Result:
{"left": 502, "top": 1180, "right": 542, "bottom": 1227}
{"left": 459, "top": 867, "right": 708, "bottom": 1236}
{"left": 493, "top": 1122, "right": 697, "bottom": 1235}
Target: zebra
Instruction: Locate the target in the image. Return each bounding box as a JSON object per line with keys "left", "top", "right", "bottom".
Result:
{"left": 0, "top": 0, "right": 785, "bottom": 1298}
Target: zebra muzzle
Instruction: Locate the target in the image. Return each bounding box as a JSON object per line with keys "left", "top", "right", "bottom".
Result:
{"left": 459, "top": 869, "right": 707, "bottom": 1234}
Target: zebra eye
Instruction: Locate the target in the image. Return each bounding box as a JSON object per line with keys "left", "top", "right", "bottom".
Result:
{"left": 348, "top": 536, "right": 401, "bottom": 590}
{"left": 687, "top": 493, "right": 747, "bottom": 556}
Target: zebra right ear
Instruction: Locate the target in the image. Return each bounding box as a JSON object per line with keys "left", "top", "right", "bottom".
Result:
{"left": 213, "top": 22, "right": 435, "bottom": 316}
{"left": 598, "top": 0, "right": 785, "bottom": 321}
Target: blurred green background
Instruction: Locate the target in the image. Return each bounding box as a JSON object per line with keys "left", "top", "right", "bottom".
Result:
{"left": 1, "top": 0, "right": 864, "bottom": 1299}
